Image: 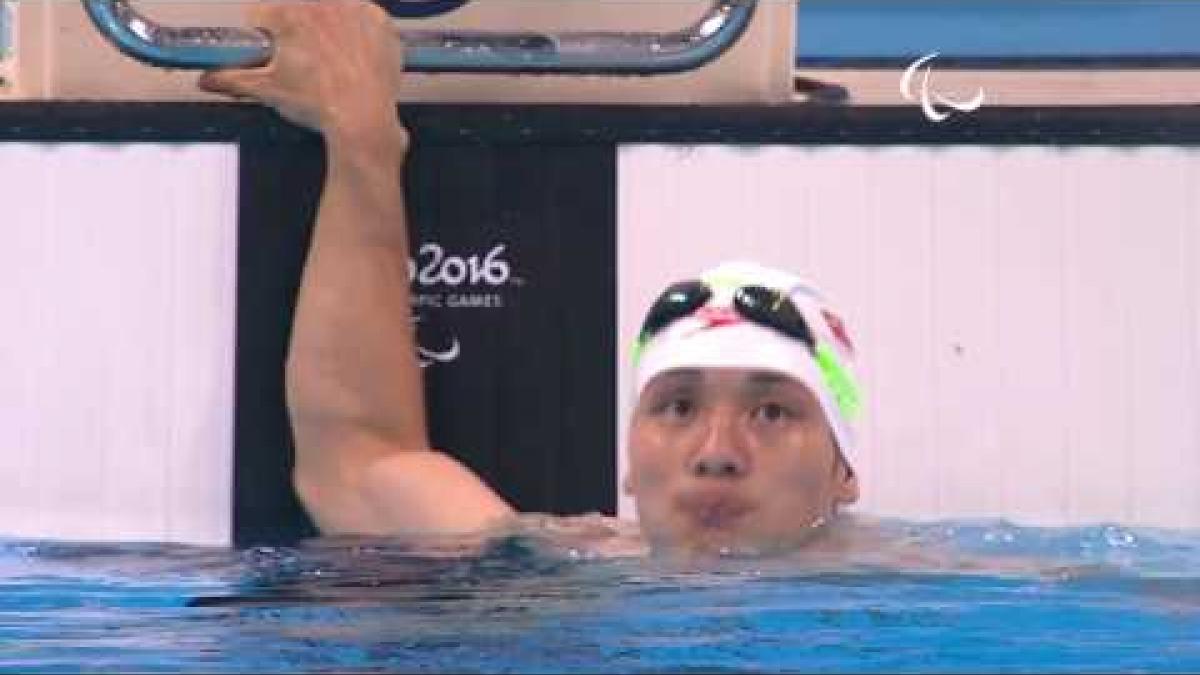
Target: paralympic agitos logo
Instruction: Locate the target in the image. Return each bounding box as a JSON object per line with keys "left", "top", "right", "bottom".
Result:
{"left": 407, "top": 243, "right": 520, "bottom": 368}
{"left": 901, "top": 53, "right": 985, "bottom": 123}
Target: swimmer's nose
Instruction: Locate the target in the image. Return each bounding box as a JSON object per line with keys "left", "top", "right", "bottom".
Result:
{"left": 691, "top": 453, "right": 746, "bottom": 478}
{"left": 689, "top": 412, "right": 749, "bottom": 479}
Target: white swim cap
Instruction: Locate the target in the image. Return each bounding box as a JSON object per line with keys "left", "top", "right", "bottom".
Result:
{"left": 632, "top": 261, "right": 863, "bottom": 470}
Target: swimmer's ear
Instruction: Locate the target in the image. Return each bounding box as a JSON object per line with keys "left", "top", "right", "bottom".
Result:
{"left": 834, "top": 461, "right": 859, "bottom": 506}
{"left": 622, "top": 472, "right": 636, "bottom": 496}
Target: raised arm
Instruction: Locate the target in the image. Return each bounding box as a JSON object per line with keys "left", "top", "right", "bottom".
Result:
{"left": 199, "top": 0, "right": 514, "bottom": 536}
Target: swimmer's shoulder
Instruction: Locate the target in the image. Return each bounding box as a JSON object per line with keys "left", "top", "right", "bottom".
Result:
{"left": 816, "top": 514, "right": 1104, "bottom": 579}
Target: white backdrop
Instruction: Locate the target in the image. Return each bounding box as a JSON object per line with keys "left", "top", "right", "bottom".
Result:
{"left": 0, "top": 143, "right": 238, "bottom": 545}
{"left": 3, "top": 141, "right": 1198, "bottom": 544}
{"left": 618, "top": 144, "right": 1200, "bottom": 529}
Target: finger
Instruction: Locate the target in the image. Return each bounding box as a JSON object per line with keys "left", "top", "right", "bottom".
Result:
{"left": 355, "top": 0, "right": 391, "bottom": 24}
{"left": 197, "top": 69, "right": 271, "bottom": 100}
{"left": 245, "top": 1, "right": 278, "bottom": 29}
{"left": 246, "top": 1, "right": 301, "bottom": 38}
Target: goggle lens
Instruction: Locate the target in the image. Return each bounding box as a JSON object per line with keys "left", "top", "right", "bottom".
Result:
{"left": 733, "top": 285, "right": 815, "bottom": 352}
{"left": 638, "top": 281, "right": 712, "bottom": 342}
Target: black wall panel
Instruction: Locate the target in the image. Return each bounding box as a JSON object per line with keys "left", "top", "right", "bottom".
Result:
{"left": 234, "top": 136, "right": 617, "bottom": 545}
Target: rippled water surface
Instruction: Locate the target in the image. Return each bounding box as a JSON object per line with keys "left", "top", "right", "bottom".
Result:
{"left": 0, "top": 518, "right": 1197, "bottom": 673}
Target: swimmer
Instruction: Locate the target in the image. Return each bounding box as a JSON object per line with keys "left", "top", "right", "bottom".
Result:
{"left": 198, "top": 0, "right": 865, "bottom": 560}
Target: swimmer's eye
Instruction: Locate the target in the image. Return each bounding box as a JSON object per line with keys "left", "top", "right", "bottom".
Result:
{"left": 752, "top": 402, "right": 794, "bottom": 425}
{"left": 655, "top": 397, "right": 696, "bottom": 419}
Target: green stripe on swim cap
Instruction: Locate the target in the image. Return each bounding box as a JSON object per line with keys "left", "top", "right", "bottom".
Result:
{"left": 815, "top": 344, "right": 862, "bottom": 421}
{"left": 631, "top": 337, "right": 647, "bottom": 367}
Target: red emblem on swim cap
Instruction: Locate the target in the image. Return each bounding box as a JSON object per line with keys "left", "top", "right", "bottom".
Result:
{"left": 822, "top": 309, "right": 855, "bottom": 356}
{"left": 695, "top": 306, "right": 742, "bottom": 329}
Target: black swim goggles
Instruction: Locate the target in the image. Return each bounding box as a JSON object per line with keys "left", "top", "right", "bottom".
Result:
{"left": 635, "top": 280, "right": 816, "bottom": 357}
{"left": 634, "top": 279, "right": 863, "bottom": 423}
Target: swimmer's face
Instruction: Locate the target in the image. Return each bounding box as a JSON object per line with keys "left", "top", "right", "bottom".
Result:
{"left": 625, "top": 368, "right": 858, "bottom": 556}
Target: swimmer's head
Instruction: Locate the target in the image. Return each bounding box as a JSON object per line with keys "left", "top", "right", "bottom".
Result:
{"left": 624, "top": 261, "right": 863, "bottom": 556}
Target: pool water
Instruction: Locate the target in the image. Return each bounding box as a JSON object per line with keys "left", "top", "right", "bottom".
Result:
{"left": 0, "top": 518, "right": 1197, "bottom": 673}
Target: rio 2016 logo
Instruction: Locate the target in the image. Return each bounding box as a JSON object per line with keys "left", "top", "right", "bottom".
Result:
{"left": 408, "top": 243, "right": 513, "bottom": 287}
{"left": 407, "top": 242, "right": 518, "bottom": 368}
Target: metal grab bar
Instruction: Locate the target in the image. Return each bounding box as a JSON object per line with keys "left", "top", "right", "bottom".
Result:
{"left": 82, "top": 0, "right": 757, "bottom": 74}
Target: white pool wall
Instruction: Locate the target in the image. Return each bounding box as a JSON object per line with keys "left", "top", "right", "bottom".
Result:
{"left": 0, "top": 143, "right": 237, "bottom": 546}
{"left": 618, "top": 144, "right": 1200, "bottom": 530}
